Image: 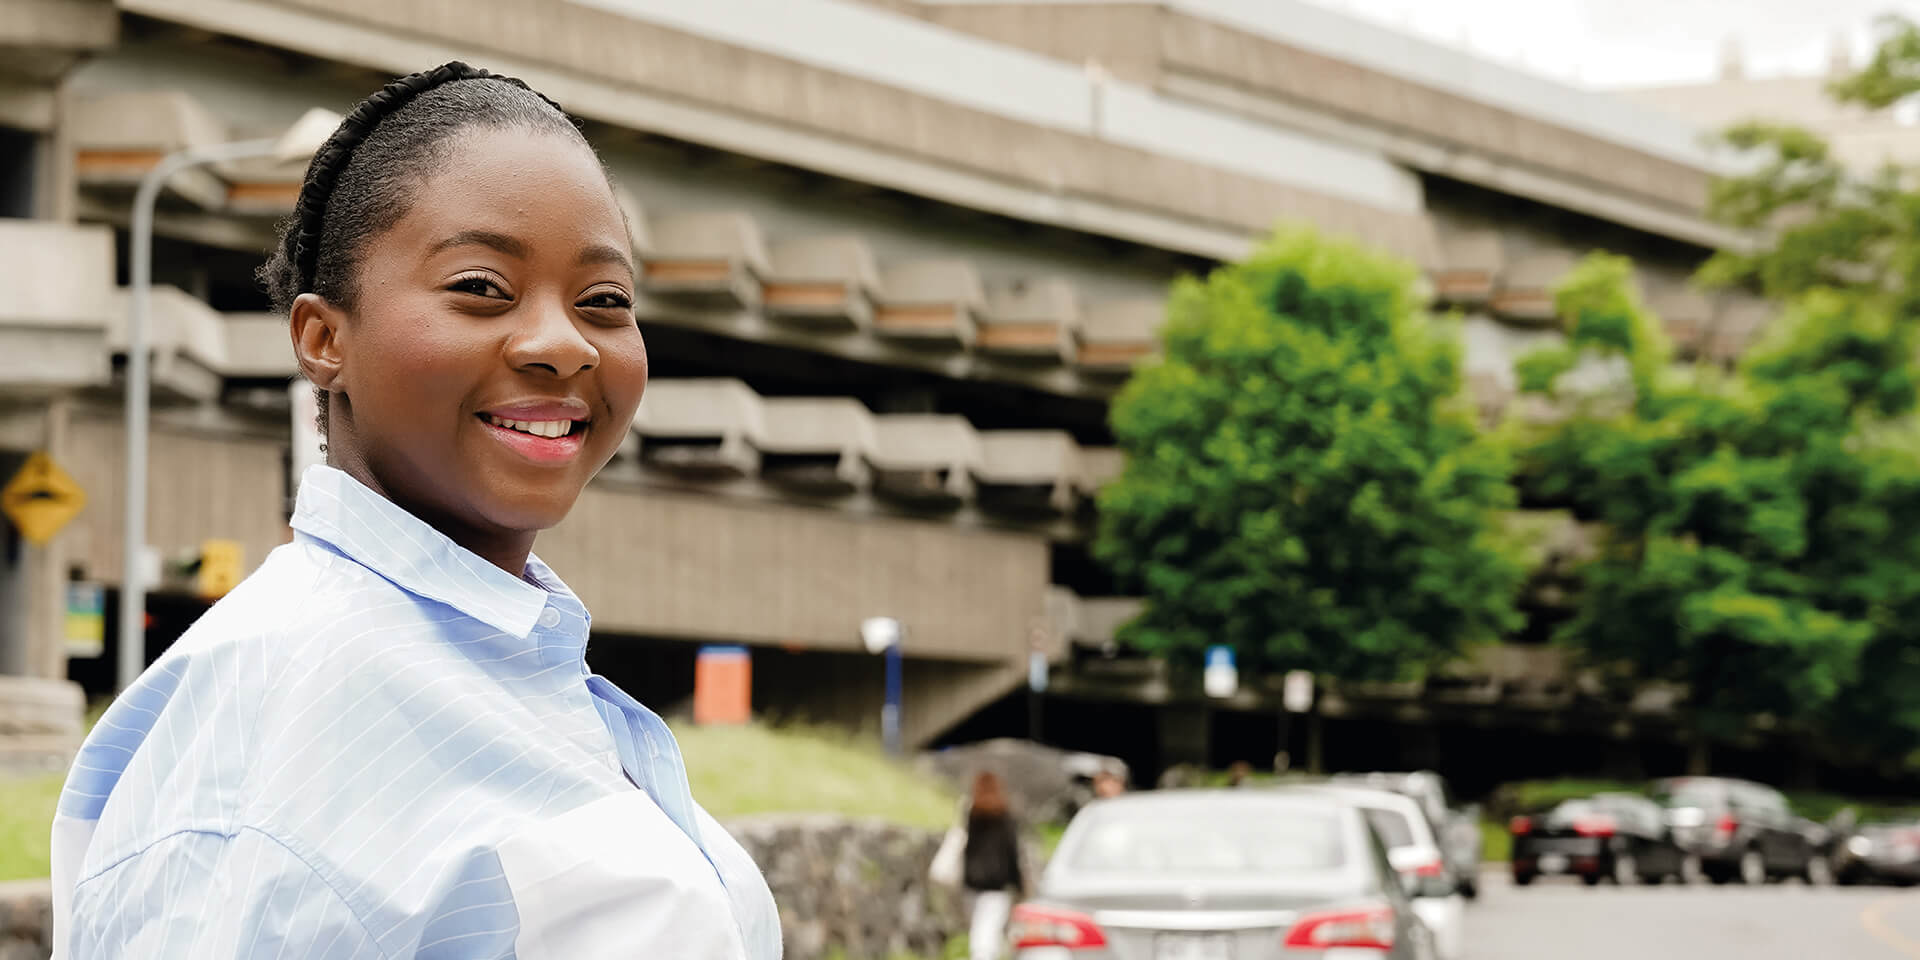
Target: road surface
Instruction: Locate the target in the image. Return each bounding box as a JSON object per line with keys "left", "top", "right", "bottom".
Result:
{"left": 1468, "top": 871, "right": 1920, "bottom": 960}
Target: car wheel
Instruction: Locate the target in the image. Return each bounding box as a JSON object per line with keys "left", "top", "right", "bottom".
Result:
{"left": 1512, "top": 870, "right": 1535, "bottom": 887}
{"left": 1459, "top": 878, "right": 1478, "bottom": 901}
{"left": 1740, "top": 849, "right": 1767, "bottom": 885}
{"left": 1643, "top": 870, "right": 1666, "bottom": 886}
{"left": 1582, "top": 872, "right": 1603, "bottom": 886}
{"left": 1612, "top": 853, "right": 1639, "bottom": 886}
{"left": 1805, "top": 857, "right": 1834, "bottom": 887}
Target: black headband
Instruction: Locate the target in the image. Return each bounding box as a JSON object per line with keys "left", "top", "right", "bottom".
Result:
{"left": 287, "top": 61, "right": 566, "bottom": 293}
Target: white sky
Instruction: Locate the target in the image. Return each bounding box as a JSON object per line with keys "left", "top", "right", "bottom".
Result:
{"left": 1305, "top": 0, "right": 1919, "bottom": 88}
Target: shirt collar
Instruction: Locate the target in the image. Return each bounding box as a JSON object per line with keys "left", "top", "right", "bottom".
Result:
{"left": 290, "top": 464, "right": 577, "bottom": 640}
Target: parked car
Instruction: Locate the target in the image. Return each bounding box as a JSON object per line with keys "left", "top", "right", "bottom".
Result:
{"left": 1011, "top": 790, "right": 1438, "bottom": 960}
{"left": 1652, "top": 777, "right": 1824, "bottom": 884}
{"left": 1829, "top": 818, "right": 1920, "bottom": 886}
{"left": 1286, "top": 785, "right": 1466, "bottom": 960}
{"left": 1327, "top": 771, "right": 1484, "bottom": 899}
{"left": 1508, "top": 793, "right": 1689, "bottom": 886}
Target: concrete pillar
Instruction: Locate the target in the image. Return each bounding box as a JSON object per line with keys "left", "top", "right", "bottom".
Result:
{"left": 0, "top": 399, "right": 73, "bottom": 681}
{"left": 26, "top": 398, "right": 71, "bottom": 680}
{"left": 1687, "top": 738, "right": 1711, "bottom": 776}
{"left": 0, "top": 451, "right": 30, "bottom": 676}
{"left": 1156, "top": 702, "right": 1210, "bottom": 777}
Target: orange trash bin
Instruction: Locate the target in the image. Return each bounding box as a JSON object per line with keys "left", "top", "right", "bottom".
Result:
{"left": 693, "top": 645, "right": 752, "bottom": 726}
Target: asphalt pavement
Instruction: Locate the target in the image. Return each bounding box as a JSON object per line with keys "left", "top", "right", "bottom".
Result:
{"left": 1468, "top": 870, "right": 1920, "bottom": 960}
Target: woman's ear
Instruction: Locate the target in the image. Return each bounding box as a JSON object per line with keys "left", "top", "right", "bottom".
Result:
{"left": 290, "top": 292, "right": 350, "bottom": 393}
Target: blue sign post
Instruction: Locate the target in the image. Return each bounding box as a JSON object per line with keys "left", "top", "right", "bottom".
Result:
{"left": 884, "top": 641, "right": 903, "bottom": 756}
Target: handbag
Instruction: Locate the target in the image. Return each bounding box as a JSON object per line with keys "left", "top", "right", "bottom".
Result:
{"left": 929, "top": 822, "right": 967, "bottom": 887}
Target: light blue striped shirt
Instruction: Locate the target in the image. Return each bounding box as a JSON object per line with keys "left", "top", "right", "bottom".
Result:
{"left": 50, "top": 465, "right": 781, "bottom": 959}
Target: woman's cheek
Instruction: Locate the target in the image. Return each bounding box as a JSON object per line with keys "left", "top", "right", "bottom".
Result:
{"left": 607, "top": 335, "right": 649, "bottom": 409}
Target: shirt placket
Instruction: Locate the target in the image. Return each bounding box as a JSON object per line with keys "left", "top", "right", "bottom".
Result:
{"left": 530, "top": 603, "right": 622, "bottom": 776}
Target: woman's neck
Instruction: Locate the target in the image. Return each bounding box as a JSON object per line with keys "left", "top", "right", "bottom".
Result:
{"left": 329, "top": 454, "right": 536, "bottom": 577}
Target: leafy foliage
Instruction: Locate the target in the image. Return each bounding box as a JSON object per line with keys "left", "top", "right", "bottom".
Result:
{"left": 1512, "top": 259, "right": 1920, "bottom": 740}
{"left": 1094, "top": 226, "right": 1524, "bottom": 681}
{"left": 1507, "top": 18, "right": 1920, "bottom": 756}
{"left": 1700, "top": 16, "right": 1920, "bottom": 315}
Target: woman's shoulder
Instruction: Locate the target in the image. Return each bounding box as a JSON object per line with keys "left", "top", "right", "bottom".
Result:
{"left": 176, "top": 538, "right": 419, "bottom": 657}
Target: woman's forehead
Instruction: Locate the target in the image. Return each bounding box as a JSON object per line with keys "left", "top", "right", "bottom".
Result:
{"left": 388, "top": 127, "right": 628, "bottom": 263}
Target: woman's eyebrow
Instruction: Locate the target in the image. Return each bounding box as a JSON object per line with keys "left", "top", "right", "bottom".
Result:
{"left": 576, "top": 242, "right": 636, "bottom": 280}
{"left": 428, "top": 229, "right": 528, "bottom": 259}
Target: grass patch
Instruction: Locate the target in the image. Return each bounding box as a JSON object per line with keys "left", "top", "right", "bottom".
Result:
{"left": 1489, "top": 778, "right": 1645, "bottom": 817}
{"left": 674, "top": 722, "right": 957, "bottom": 830}
{"left": 1036, "top": 821, "right": 1068, "bottom": 860}
{"left": 1479, "top": 818, "right": 1512, "bottom": 863}
{"left": 0, "top": 773, "right": 63, "bottom": 883}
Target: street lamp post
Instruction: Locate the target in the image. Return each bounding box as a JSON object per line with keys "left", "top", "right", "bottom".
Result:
{"left": 861, "top": 617, "right": 904, "bottom": 755}
{"left": 117, "top": 109, "right": 339, "bottom": 693}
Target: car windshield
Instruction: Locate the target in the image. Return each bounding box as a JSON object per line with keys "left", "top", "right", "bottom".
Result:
{"left": 1362, "top": 807, "right": 1417, "bottom": 849}
{"left": 1067, "top": 806, "right": 1348, "bottom": 873}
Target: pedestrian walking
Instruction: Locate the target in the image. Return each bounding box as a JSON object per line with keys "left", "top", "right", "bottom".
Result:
{"left": 963, "top": 771, "right": 1026, "bottom": 960}
{"left": 49, "top": 62, "right": 778, "bottom": 959}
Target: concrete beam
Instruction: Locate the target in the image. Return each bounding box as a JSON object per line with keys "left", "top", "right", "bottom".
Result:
{"left": 765, "top": 234, "right": 880, "bottom": 333}
{"left": 630, "top": 377, "right": 765, "bottom": 479}
{"left": 0, "top": 0, "right": 117, "bottom": 52}
{"left": 757, "top": 396, "right": 877, "bottom": 495}
{"left": 981, "top": 277, "right": 1079, "bottom": 363}
{"left": 116, "top": 0, "right": 1432, "bottom": 262}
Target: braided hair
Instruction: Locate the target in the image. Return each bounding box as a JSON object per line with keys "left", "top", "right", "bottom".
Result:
{"left": 260, "top": 61, "right": 593, "bottom": 433}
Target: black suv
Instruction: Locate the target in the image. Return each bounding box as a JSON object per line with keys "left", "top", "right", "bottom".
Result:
{"left": 1652, "top": 777, "right": 1823, "bottom": 884}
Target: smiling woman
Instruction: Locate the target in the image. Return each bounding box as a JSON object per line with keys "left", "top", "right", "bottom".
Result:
{"left": 46, "top": 63, "right": 778, "bottom": 960}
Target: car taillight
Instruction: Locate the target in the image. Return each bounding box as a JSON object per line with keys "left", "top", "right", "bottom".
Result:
{"left": 1574, "top": 815, "right": 1618, "bottom": 838}
{"left": 1009, "top": 905, "right": 1109, "bottom": 951}
{"left": 1510, "top": 816, "right": 1532, "bottom": 835}
{"left": 1282, "top": 903, "right": 1397, "bottom": 951}
{"left": 1717, "top": 814, "right": 1739, "bottom": 835}
{"left": 1412, "top": 859, "right": 1446, "bottom": 878}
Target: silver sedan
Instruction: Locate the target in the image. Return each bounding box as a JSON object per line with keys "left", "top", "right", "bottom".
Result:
{"left": 1009, "top": 790, "right": 1437, "bottom": 960}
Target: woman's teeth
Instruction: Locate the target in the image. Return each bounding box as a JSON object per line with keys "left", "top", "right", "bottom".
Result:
{"left": 487, "top": 415, "right": 574, "bottom": 439}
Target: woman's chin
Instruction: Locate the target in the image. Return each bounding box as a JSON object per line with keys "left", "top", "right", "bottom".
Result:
{"left": 477, "top": 479, "right": 587, "bottom": 537}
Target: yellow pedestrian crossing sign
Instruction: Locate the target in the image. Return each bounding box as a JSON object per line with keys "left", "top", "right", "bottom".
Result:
{"left": 2, "top": 452, "right": 86, "bottom": 545}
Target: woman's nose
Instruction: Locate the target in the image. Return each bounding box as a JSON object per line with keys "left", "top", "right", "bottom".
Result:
{"left": 506, "top": 299, "right": 599, "bottom": 377}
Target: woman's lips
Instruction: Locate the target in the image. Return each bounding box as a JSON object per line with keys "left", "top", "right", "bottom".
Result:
{"left": 478, "top": 414, "right": 588, "bottom": 465}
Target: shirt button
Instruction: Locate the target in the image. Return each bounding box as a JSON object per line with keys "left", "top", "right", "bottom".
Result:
{"left": 538, "top": 607, "right": 562, "bottom": 629}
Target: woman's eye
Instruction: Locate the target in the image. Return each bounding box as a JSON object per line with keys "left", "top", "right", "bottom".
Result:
{"left": 449, "top": 276, "right": 508, "bottom": 298}
{"left": 580, "top": 291, "right": 634, "bottom": 310}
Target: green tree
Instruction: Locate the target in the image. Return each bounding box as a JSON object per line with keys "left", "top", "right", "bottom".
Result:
{"left": 1515, "top": 265, "right": 1888, "bottom": 739}
{"left": 1517, "top": 15, "right": 1920, "bottom": 749}
{"left": 1094, "top": 226, "right": 1524, "bottom": 682}
{"left": 1688, "top": 14, "right": 1920, "bottom": 757}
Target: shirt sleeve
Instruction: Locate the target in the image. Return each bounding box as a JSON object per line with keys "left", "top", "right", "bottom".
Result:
{"left": 65, "top": 827, "right": 388, "bottom": 960}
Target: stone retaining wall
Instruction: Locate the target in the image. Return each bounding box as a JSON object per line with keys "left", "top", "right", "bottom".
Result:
{"left": 729, "top": 815, "right": 966, "bottom": 960}
{"left": 0, "top": 880, "right": 50, "bottom": 960}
